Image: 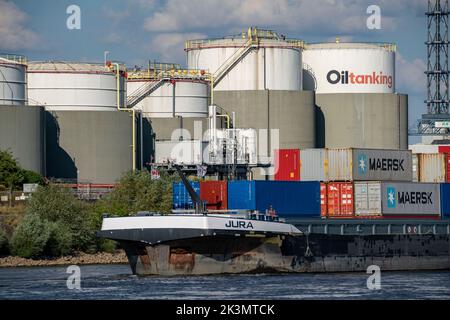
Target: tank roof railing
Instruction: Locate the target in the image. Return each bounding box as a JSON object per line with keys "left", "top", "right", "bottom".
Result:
{"left": 0, "top": 53, "right": 27, "bottom": 65}
{"left": 305, "top": 42, "right": 397, "bottom": 52}
{"left": 127, "top": 67, "right": 211, "bottom": 81}
{"left": 185, "top": 27, "right": 305, "bottom": 50}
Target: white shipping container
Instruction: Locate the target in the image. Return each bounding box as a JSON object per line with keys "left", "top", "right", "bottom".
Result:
{"left": 415, "top": 153, "right": 447, "bottom": 182}
{"left": 412, "top": 154, "right": 419, "bottom": 182}
{"left": 354, "top": 182, "right": 382, "bottom": 217}
{"left": 299, "top": 149, "right": 327, "bottom": 181}
{"left": 155, "top": 140, "right": 203, "bottom": 165}
{"left": 327, "top": 148, "right": 413, "bottom": 181}
{"left": 354, "top": 181, "right": 440, "bottom": 217}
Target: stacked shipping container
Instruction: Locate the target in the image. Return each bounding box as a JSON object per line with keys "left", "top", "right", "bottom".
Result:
{"left": 199, "top": 181, "right": 228, "bottom": 210}
{"left": 409, "top": 144, "right": 450, "bottom": 182}
{"left": 274, "top": 149, "right": 300, "bottom": 181}
{"left": 172, "top": 181, "right": 200, "bottom": 209}
{"left": 274, "top": 147, "right": 444, "bottom": 219}
{"left": 227, "top": 180, "right": 321, "bottom": 217}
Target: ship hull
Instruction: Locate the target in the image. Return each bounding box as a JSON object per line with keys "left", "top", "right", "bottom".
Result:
{"left": 118, "top": 233, "right": 450, "bottom": 276}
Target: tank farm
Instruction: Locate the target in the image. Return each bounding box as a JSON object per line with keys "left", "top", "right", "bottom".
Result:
{"left": 1, "top": 27, "right": 450, "bottom": 275}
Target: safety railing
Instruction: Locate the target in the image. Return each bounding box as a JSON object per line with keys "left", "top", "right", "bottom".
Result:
{"left": 126, "top": 78, "right": 168, "bottom": 108}
{"left": 0, "top": 53, "right": 27, "bottom": 64}
{"left": 305, "top": 42, "right": 396, "bottom": 52}
{"left": 185, "top": 27, "right": 305, "bottom": 50}
{"left": 128, "top": 68, "right": 210, "bottom": 80}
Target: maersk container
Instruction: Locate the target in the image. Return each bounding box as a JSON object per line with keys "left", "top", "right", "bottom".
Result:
{"left": 299, "top": 149, "right": 327, "bottom": 181}
{"left": 327, "top": 148, "right": 412, "bottom": 182}
{"left": 354, "top": 181, "right": 440, "bottom": 218}
{"left": 441, "top": 183, "right": 450, "bottom": 218}
{"left": 227, "top": 180, "right": 321, "bottom": 217}
{"left": 274, "top": 149, "right": 300, "bottom": 181}
{"left": 412, "top": 153, "right": 447, "bottom": 183}
{"left": 200, "top": 180, "right": 227, "bottom": 210}
{"left": 172, "top": 181, "right": 200, "bottom": 209}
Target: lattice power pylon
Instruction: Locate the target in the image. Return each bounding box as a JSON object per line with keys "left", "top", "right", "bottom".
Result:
{"left": 415, "top": 0, "right": 450, "bottom": 136}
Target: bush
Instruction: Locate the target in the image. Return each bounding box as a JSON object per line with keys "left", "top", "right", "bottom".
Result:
{"left": 27, "top": 184, "right": 96, "bottom": 252}
{"left": 10, "top": 214, "right": 51, "bottom": 259}
{"left": 0, "top": 229, "right": 8, "bottom": 255}
{"left": 95, "top": 170, "right": 180, "bottom": 218}
{"left": 97, "top": 239, "right": 117, "bottom": 254}
{"left": 44, "top": 221, "right": 73, "bottom": 257}
{"left": 22, "top": 170, "right": 44, "bottom": 185}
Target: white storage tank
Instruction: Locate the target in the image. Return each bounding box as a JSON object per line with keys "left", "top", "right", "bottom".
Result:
{"left": 186, "top": 28, "right": 303, "bottom": 91}
{"left": 0, "top": 54, "right": 27, "bottom": 105}
{"left": 303, "top": 42, "right": 395, "bottom": 94}
{"left": 127, "top": 75, "right": 209, "bottom": 118}
{"left": 27, "top": 61, "right": 126, "bottom": 111}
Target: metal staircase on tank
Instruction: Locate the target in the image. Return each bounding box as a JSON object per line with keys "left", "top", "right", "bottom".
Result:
{"left": 212, "top": 37, "right": 257, "bottom": 88}
{"left": 126, "top": 77, "right": 168, "bottom": 109}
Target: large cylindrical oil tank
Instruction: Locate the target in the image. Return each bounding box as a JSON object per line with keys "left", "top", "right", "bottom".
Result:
{"left": 315, "top": 93, "right": 408, "bottom": 149}
{"left": 186, "top": 31, "right": 303, "bottom": 91}
{"left": 303, "top": 42, "right": 395, "bottom": 94}
{"left": 45, "top": 111, "right": 134, "bottom": 184}
{"left": 27, "top": 61, "right": 126, "bottom": 110}
{"left": 127, "top": 78, "right": 209, "bottom": 118}
{"left": 0, "top": 105, "right": 45, "bottom": 174}
{"left": 0, "top": 54, "right": 27, "bottom": 105}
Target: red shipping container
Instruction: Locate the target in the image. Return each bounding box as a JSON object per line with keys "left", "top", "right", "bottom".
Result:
{"left": 327, "top": 182, "right": 354, "bottom": 218}
{"left": 447, "top": 154, "right": 450, "bottom": 182}
{"left": 438, "top": 146, "right": 450, "bottom": 153}
{"left": 274, "top": 149, "right": 300, "bottom": 181}
{"left": 320, "top": 182, "right": 327, "bottom": 218}
{"left": 200, "top": 181, "right": 228, "bottom": 210}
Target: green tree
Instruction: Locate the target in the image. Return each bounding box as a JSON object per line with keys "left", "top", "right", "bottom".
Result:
{"left": 0, "top": 150, "right": 44, "bottom": 193}
{"left": 0, "top": 150, "right": 24, "bottom": 192}
{"left": 26, "top": 185, "right": 95, "bottom": 251}
{"left": 10, "top": 214, "right": 51, "bottom": 259}
{"left": 94, "top": 170, "right": 180, "bottom": 219}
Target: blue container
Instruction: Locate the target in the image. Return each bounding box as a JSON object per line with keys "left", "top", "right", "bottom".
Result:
{"left": 227, "top": 180, "right": 321, "bottom": 217}
{"left": 441, "top": 183, "right": 450, "bottom": 218}
{"left": 172, "top": 182, "right": 200, "bottom": 209}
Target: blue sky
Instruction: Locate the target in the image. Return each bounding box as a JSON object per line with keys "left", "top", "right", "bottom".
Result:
{"left": 1, "top": 0, "right": 431, "bottom": 142}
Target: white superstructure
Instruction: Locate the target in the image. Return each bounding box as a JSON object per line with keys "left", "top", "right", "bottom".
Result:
{"left": 101, "top": 214, "right": 302, "bottom": 235}
{"left": 0, "top": 54, "right": 27, "bottom": 105}
{"left": 303, "top": 42, "right": 396, "bottom": 94}
{"left": 27, "top": 61, "right": 126, "bottom": 111}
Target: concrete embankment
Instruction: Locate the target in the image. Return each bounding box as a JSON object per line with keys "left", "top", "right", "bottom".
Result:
{"left": 0, "top": 250, "right": 128, "bottom": 267}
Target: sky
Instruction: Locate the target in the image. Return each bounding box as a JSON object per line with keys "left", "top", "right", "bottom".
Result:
{"left": 0, "top": 0, "right": 432, "bottom": 143}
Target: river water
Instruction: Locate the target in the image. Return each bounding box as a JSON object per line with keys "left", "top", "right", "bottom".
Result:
{"left": 0, "top": 264, "right": 449, "bottom": 300}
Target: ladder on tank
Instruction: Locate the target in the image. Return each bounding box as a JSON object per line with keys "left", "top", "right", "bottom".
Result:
{"left": 126, "top": 77, "right": 168, "bottom": 108}
{"left": 212, "top": 38, "right": 258, "bottom": 88}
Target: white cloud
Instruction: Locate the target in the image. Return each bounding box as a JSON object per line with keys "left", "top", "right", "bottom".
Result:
{"left": 142, "top": 0, "right": 423, "bottom": 35}
{"left": 149, "top": 32, "right": 207, "bottom": 63}
{"left": 0, "top": 0, "right": 40, "bottom": 50}
{"left": 396, "top": 52, "right": 426, "bottom": 95}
